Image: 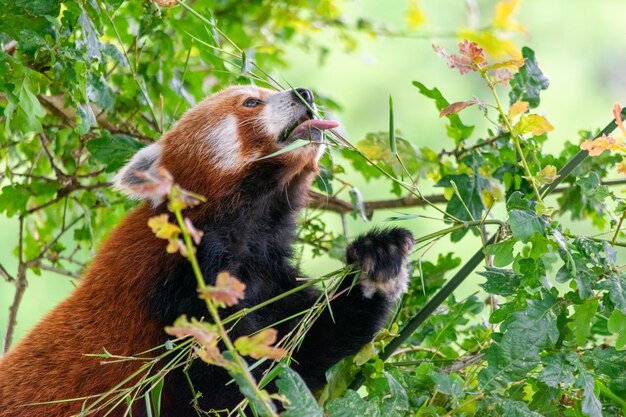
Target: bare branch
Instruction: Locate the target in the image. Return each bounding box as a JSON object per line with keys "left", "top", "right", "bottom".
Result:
{"left": 38, "top": 264, "right": 82, "bottom": 280}
{"left": 307, "top": 190, "right": 447, "bottom": 216}
{"left": 26, "top": 182, "right": 111, "bottom": 214}
{"left": 0, "top": 263, "right": 13, "bottom": 283}
{"left": 4, "top": 217, "right": 26, "bottom": 353}
{"left": 307, "top": 178, "right": 626, "bottom": 215}
{"left": 39, "top": 133, "right": 69, "bottom": 181}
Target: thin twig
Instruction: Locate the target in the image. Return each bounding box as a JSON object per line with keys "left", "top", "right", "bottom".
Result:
{"left": 0, "top": 263, "right": 13, "bottom": 283}
{"left": 37, "top": 264, "right": 82, "bottom": 280}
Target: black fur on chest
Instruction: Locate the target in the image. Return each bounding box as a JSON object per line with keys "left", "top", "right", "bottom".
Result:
{"left": 150, "top": 174, "right": 304, "bottom": 331}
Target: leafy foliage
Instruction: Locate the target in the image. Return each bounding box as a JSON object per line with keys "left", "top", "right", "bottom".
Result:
{"left": 2, "top": 1, "right": 626, "bottom": 416}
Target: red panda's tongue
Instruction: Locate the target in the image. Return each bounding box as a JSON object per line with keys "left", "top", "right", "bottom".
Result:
{"left": 287, "top": 119, "right": 340, "bottom": 141}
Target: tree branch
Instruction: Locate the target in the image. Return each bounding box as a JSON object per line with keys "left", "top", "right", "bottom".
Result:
{"left": 4, "top": 217, "right": 26, "bottom": 353}
{"left": 307, "top": 178, "right": 626, "bottom": 215}
{"left": 0, "top": 263, "right": 13, "bottom": 283}
{"left": 37, "top": 264, "right": 82, "bottom": 280}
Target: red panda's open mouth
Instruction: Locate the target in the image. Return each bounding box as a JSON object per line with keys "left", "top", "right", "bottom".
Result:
{"left": 280, "top": 115, "right": 340, "bottom": 143}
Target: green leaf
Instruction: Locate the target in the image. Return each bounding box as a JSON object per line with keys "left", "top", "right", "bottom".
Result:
{"left": 436, "top": 174, "right": 488, "bottom": 241}
{"left": 478, "top": 267, "right": 521, "bottom": 296}
{"left": 318, "top": 355, "right": 358, "bottom": 406}
{"left": 78, "top": 5, "right": 102, "bottom": 62}
{"left": 5, "top": 76, "right": 46, "bottom": 134}
{"left": 506, "top": 191, "right": 534, "bottom": 211}
{"left": 412, "top": 81, "right": 474, "bottom": 144}
{"left": 256, "top": 139, "right": 311, "bottom": 160}
{"left": 365, "top": 370, "right": 409, "bottom": 416}
{"left": 581, "top": 346, "right": 626, "bottom": 380}
{"left": 607, "top": 310, "right": 626, "bottom": 349}
{"left": 429, "top": 371, "right": 463, "bottom": 397}
{"left": 0, "top": 0, "right": 60, "bottom": 39}
{"left": 388, "top": 95, "right": 397, "bottom": 155}
{"left": 222, "top": 352, "right": 277, "bottom": 417}
{"left": 276, "top": 366, "right": 323, "bottom": 417}
{"left": 574, "top": 368, "right": 602, "bottom": 417}
{"left": 86, "top": 134, "right": 145, "bottom": 172}
{"left": 148, "top": 378, "right": 164, "bottom": 417}
{"left": 484, "top": 239, "right": 516, "bottom": 267}
{"left": 508, "top": 209, "right": 546, "bottom": 243}
{"left": 495, "top": 397, "right": 544, "bottom": 417}
{"left": 537, "top": 352, "right": 575, "bottom": 388}
{"left": 569, "top": 300, "right": 598, "bottom": 346}
{"left": 326, "top": 390, "right": 379, "bottom": 417}
{"left": 508, "top": 47, "right": 550, "bottom": 109}
{"left": 0, "top": 184, "right": 30, "bottom": 217}
{"left": 604, "top": 273, "right": 626, "bottom": 314}
{"left": 341, "top": 132, "right": 422, "bottom": 196}
{"left": 479, "top": 291, "right": 559, "bottom": 389}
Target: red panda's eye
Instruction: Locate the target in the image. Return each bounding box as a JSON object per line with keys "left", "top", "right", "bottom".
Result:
{"left": 243, "top": 98, "right": 262, "bottom": 108}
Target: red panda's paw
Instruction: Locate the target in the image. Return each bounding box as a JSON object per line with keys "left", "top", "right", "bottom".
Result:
{"left": 346, "top": 227, "right": 414, "bottom": 301}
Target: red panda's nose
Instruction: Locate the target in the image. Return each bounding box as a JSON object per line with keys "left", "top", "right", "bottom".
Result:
{"left": 293, "top": 88, "right": 314, "bottom": 105}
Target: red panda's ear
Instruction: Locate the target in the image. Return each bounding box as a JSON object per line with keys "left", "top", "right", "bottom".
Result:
{"left": 113, "top": 142, "right": 163, "bottom": 205}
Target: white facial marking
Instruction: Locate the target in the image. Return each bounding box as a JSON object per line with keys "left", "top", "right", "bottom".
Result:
{"left": 261, "top": 90, "right": 312, "bottom": 137}
{"left": 205, "top": 115, "right": 243, "bottom": 170}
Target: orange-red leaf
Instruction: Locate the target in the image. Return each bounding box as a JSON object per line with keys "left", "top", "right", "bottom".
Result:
{"left": 200, "top": 272, "right": 246, "bottom": 307}
{"left": 439, "top": 99, "right": 478, "bottom": 117}
{"left": 581, "top": 134, "right": 626, "bottom": 157}
{"left": 508, "top": 101, "right": 529, "bottom": 120}
{"left": 184, "top": 217, "right": 204, "bottom": 245}
{"left": 433, "top": 40, "right": 487, "bottom": 75}
{"left": 614, "top": 103, "right": 626, "bottom": 137}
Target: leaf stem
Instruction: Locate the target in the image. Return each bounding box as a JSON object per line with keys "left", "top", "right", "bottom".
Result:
{"left": 612, "top": 210, "right": 626, "bottom": 246}
{"left": 596, "top": 380, "right": 626, "bottom": 412}
{"left": 172, "top": 210, "right": 278, "bottom": 417}
{"left": 482, "top": 72, "right": 543, "bottom": 203}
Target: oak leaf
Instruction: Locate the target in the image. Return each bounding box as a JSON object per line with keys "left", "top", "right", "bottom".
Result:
{"left": 234, "top": 328, "right": 287, "bottom": 360}
{"left": 512, "top": 114, "right": 554, "bottom": 137}
{"left": 580, "top": 134, "right": 626, "bottom": 157}
{"left": 200, "top": 272, "right": 246, "bottom": 307}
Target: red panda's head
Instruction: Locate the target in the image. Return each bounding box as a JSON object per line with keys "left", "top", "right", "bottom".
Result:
{"left": 114, "top": 86, "right": 338, "bottom": 209}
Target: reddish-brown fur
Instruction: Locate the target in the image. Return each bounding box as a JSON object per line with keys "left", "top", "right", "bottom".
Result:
{"left": 0, "top": 86, "right": 319, "bottom": 416}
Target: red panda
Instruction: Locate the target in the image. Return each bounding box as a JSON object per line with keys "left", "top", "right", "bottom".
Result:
{"left": 0, "top": 86, "right": 414, "bottom": 417}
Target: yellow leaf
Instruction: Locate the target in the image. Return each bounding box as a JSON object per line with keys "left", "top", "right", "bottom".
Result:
{"left": 482, "top": 189, "right": 495, "bottom": 209}
{"left": 536, "top": 165, "right": 559, "bottom": 185}
{"left": 512, "top": 114, "right": 554, "bottom": 137}
{"left": 234, "top": 329, "right": 287, "bottom": 361}
{"left": 406, "top": 0, "right": 426, "bottom": 30}
{"left": 508, "top": 101, "right": 529, "bottom": 119}
{"left": 148, "top": 214, "right": 181, "bottom": 240}
{"left": 493, "top": 0, "right": 525, "bottom": 33}
{"left": 617, "top": 158, "right": 626, "bottom": 175}
{"left": 458, "top": 30, "right": 522, "bottom": 59}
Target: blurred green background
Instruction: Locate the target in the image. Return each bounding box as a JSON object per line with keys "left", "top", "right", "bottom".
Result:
{"left": 2, "top": 0, "right": 626, "bottom": 343}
